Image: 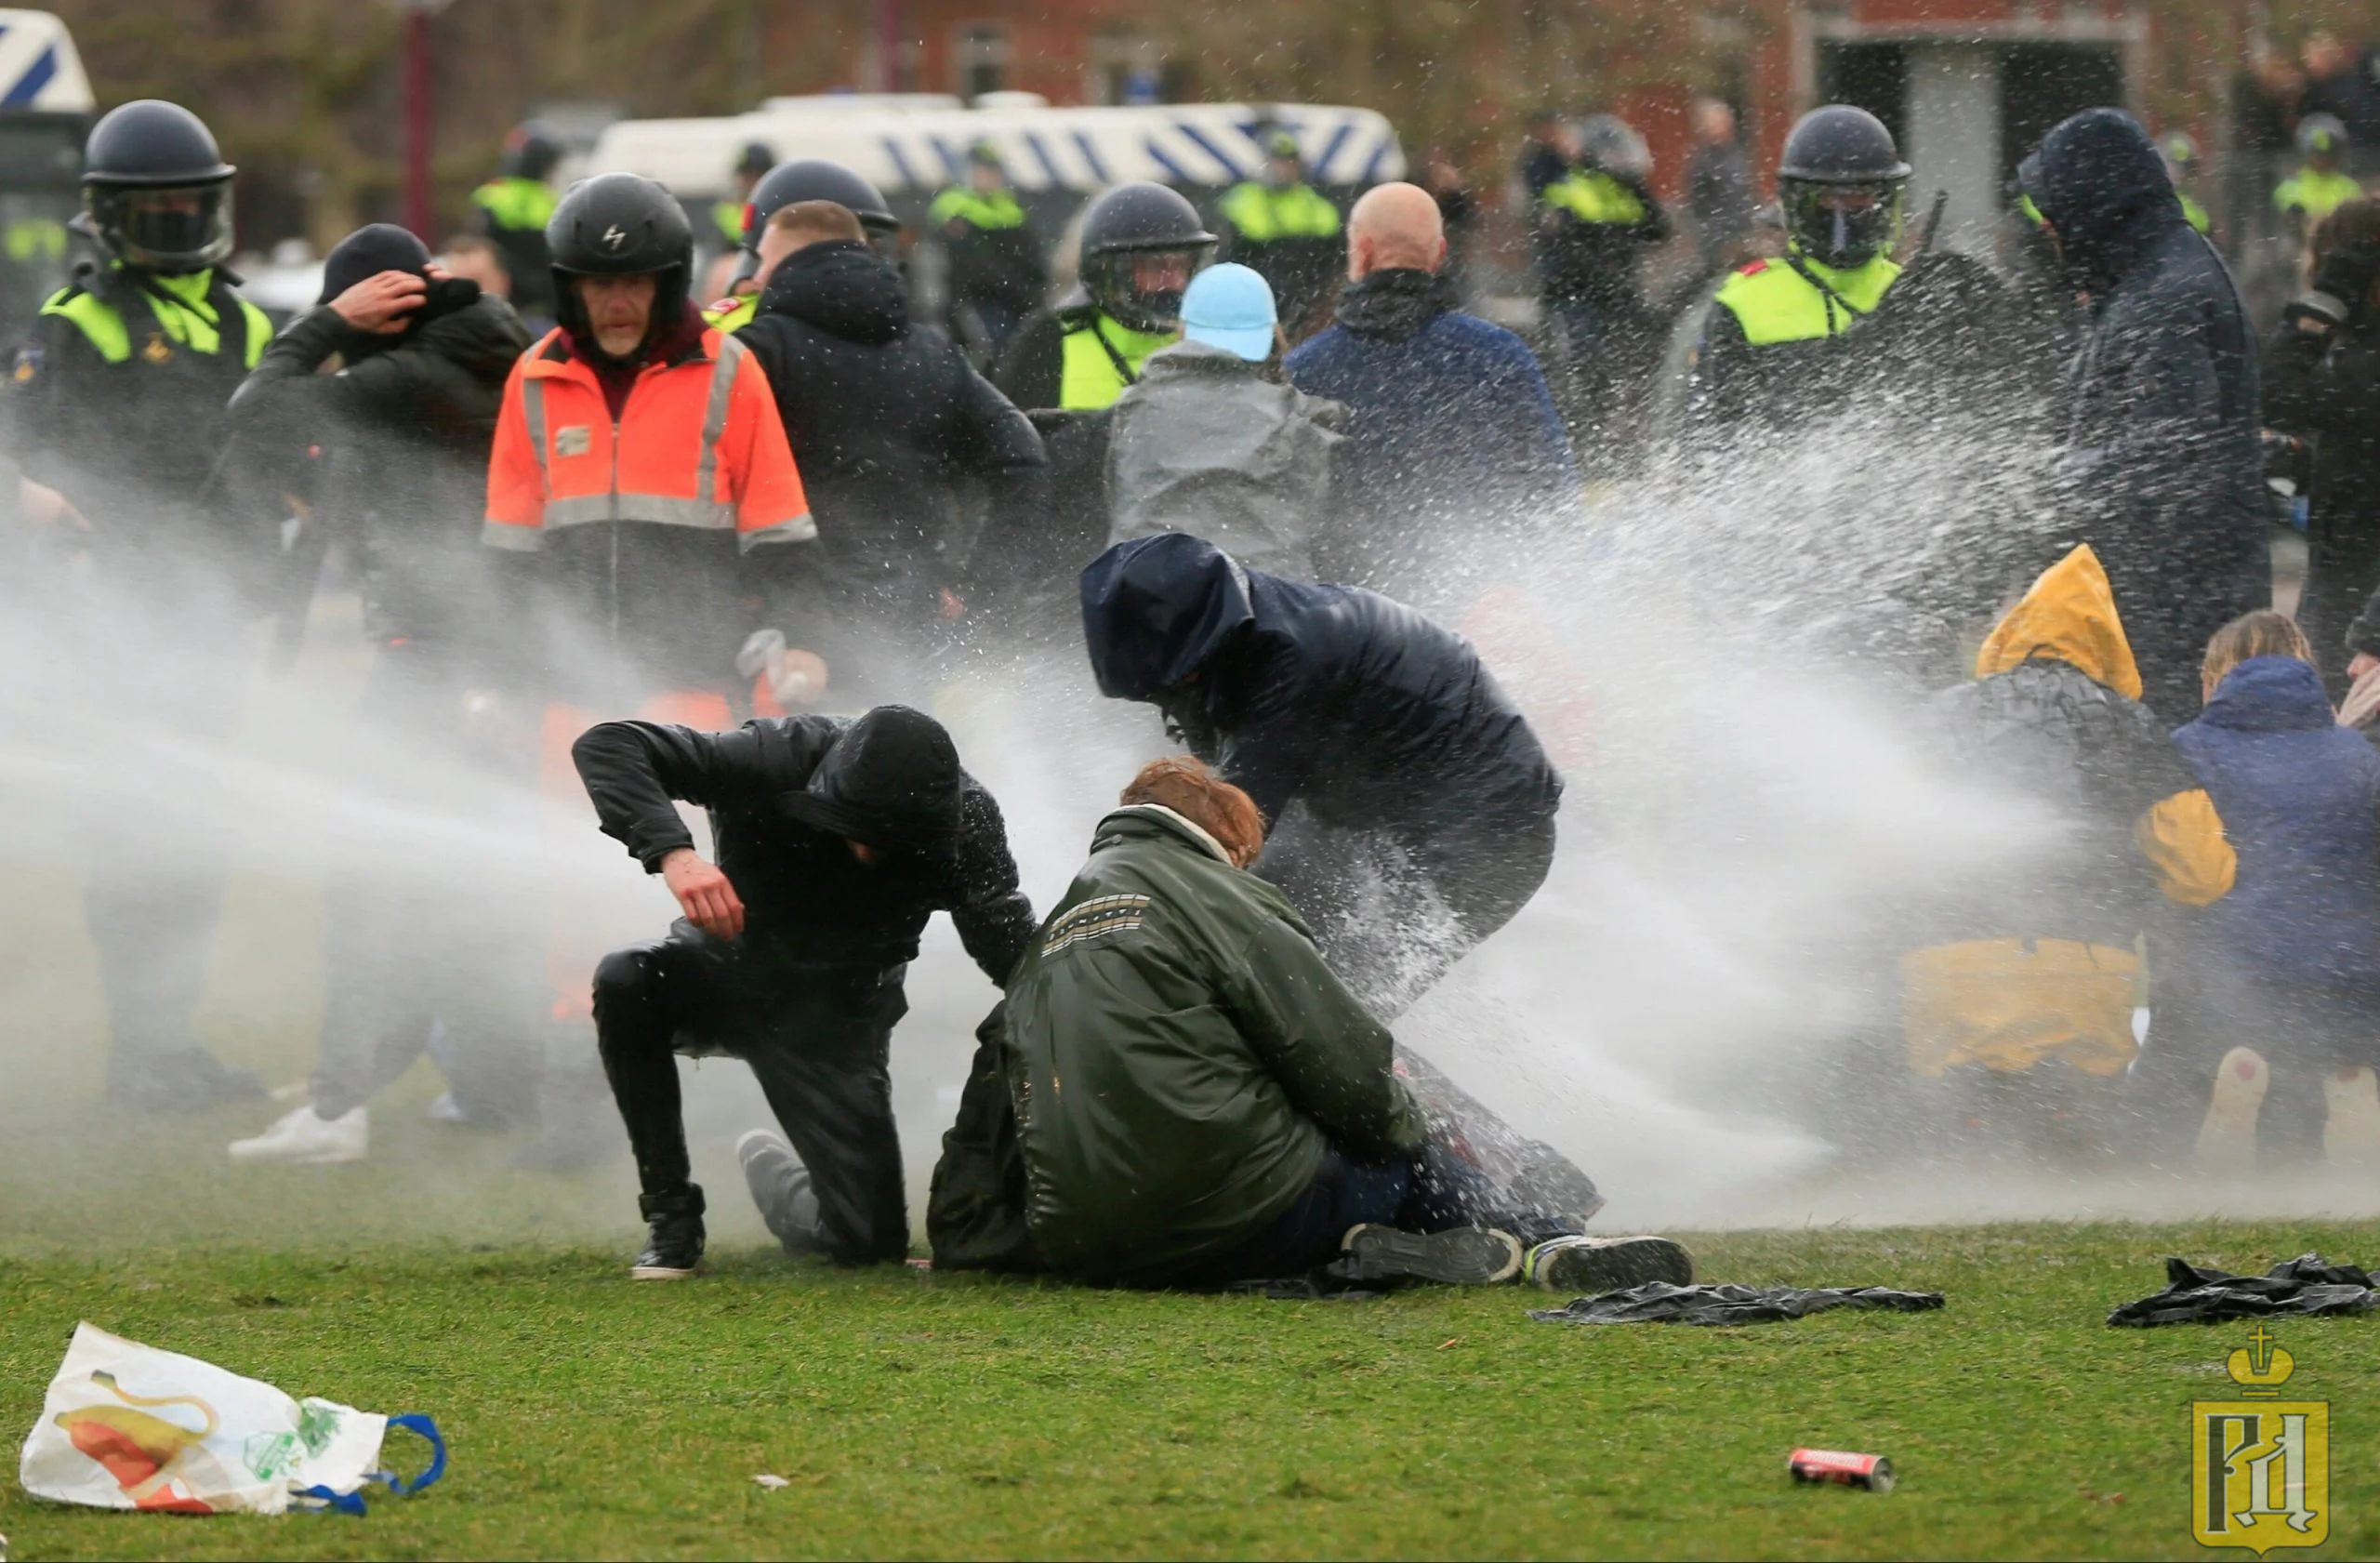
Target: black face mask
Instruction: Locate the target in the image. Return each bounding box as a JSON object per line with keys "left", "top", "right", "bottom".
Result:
{"left": 1784, "top": 179, "right": 1903, "bottom": 269}
{"left": 1087, "top": 247, "right": 1207, "bottom": 333}
{"left": 97, "top": 182, "right": 233, "bottom": 274}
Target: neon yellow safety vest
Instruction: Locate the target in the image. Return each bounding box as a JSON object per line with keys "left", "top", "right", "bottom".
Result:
{"left": 704, "top": 294, "right": 759, "bottom": 334}
{"left": 474, "top": 176, "right": 557, "bottom": 232}
{"left": 1220, "top": 181, "right": 1341, "bottom": 241}
{"left": 930, "top": 188, "right": 1028, "bottom": 232}
{"left": 1712, "top": 253, "right": 1901, "bottom": 347}
{"left": 2276, "top": 167, "right": 2363, "bottom": 223}
{"left": 40, "top": 268, "right": 271, "bottom": 367}
{"left": 1541, "top": 169, "right": 1647, "bottom": 226}
{"left": 2179, "top": 192, "right": 2210, "bottom": 234}
{"left": 6, "top": 218, "right": 66, "bottom": 265}
{"left": 712, "top": 200, "right": 746, "bottom": 246}
{"left": 1057, "top": 314, "right": 1175, "bottom": 410}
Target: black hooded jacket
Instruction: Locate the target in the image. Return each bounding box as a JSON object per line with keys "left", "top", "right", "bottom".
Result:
{"left": 229, "top": 285, "right": 530, "bottom": 649}
{"left": 736, "top": 241, "right": 1045, "bottom": 613}
{"left": 571, "top": 707, "right": 1036, "bottom": 980}
{"left": 2022, "top": 109, "right": 2268, "bottom": 722}
{"left": 1078, "top": 534, "right": 1562, "bottom": 835}
{"left": 2267, "top": 313, "right": 2380, "bottom": 675}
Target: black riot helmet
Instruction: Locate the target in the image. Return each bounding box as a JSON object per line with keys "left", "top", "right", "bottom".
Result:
{"left": 1077, "top": 182, "right": 1216, "bottom": 332}
{"left": 547, "top": 173, "right": 694, "bottom": 351}
{"left": 505, "top": 123, "right": 564, "bottom": 182}
{"left": 79, "top": 99, "right": 237, "bottom": 275}
{"left": 732, "top": 157, "right": 898, "bottom": 281}
{"left": 1777, "top": 104, "right": 1911, "bottom": 270}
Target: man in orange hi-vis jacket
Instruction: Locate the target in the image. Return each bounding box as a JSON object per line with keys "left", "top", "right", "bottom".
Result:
{"left": 483, "top": 172, "right": 821, "bottom": 1167}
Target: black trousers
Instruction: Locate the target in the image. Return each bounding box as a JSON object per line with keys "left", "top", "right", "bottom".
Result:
{"left": 591, "top": 927, "right": 910, "bottom": 1264}
{"left": 1257, "top": 807, "right": 1559, "bottom": 1020}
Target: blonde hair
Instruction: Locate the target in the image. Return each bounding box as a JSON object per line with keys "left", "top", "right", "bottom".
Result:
{"left": 1119, "top": 756, "right": 1265, "bottom": 868}
{"left": 766, "top": 200, "right": 865, "bottom": 248}
{"left": 2203, "top": 610, "right": 2316, "bottom": 695}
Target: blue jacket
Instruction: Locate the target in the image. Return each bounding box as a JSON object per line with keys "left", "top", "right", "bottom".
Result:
{"left": 1285, "top": 270, "right": 1576, "bottom": 587}
{"left": 1079, "top": 533, "right": 1562, "bottom": 836}
{"left": 2173, "top": 656, "right": 2380, "bottom": 991}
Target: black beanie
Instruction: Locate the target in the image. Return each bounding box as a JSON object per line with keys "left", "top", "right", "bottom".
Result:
{"left": 318, "top": 223, "right": 431, "bottom": 305}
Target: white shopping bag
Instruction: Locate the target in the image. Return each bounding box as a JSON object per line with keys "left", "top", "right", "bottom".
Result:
{"left": 19, "top": 1322, "right": 440, "bottom": 1517}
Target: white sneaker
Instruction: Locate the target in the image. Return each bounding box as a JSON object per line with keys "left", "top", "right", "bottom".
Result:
{"left": 2324, "top": 1066, "right": 2380, "bottom": 1167}
{"left": 229, "top": 1105, "right": 368, "bottom": 1165}
{"left": 2195, "top": 1047, "right": 2268, "bottom": 1173}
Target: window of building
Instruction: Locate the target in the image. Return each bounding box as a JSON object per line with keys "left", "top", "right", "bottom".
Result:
{"left": 956, "top": 24, "right": 1011, "bottom": 101}
{"left": 1090, "top": 31, "right": 1166, "bottom": 105}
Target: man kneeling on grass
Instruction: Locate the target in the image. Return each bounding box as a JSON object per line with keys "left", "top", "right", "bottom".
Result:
{"left": 574, "top": 705, "right": 1035, "bottom": 1278}
{"left": 1001, "top": 756, "right": 1689, "bottom": 1291}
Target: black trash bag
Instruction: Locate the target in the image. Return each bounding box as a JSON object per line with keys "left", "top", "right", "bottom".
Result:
{"left": 1531, "top": 1282, "right": 1947, "bottom": 1327}
{"left": 2106, "top": 1253, "right": 2379, "bottom": 1328}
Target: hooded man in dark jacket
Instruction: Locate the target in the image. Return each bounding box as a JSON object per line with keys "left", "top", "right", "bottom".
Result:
{"left": 735, "top": 200, "right": 1046, "bottom": 700}
{"left": 1285, "top": 183, "right": 1576, "bottom": 599}
{"left": 572, "top": 704, "right": 1036, "bottom": 1278}
{"left": 224, "top": 223, "right": 537, "bottom": 1166}
{"left": 1080, "top": 532, "right": 1563, "bottom": 1016}
{"left": 2019, "top": 109, "right": 2268, "bottom": 723}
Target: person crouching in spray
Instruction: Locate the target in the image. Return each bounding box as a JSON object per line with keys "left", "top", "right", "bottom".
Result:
{"left": 1898, "top": 545, "right": 2235, "bottom": 1155}
{"left": 996, "top": 756, "right": 1689, "bottom": 1292}
{"left": 1078, "top": 533, "right": 1602, "bottom": 1242}
{"left": 571, "top": 705, "right": 1035, "bottom": 1278}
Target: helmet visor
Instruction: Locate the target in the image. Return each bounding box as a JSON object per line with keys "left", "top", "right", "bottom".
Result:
{"left": 1090, "top": 244, "right": 1212, "bottom": 331}
{"left": 99, "top": 182, "right": 233, "bottom": 273}
{"left": 1784, "top": 179, "right": 1902, "bottom": 269}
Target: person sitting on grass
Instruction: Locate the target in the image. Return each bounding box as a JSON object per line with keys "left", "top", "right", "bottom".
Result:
{"left": 2168, "top": 611, "right": 2380, "bottom": 1170}
{"left": 998, "top": 755, "right": 1689, "bottom": 1292}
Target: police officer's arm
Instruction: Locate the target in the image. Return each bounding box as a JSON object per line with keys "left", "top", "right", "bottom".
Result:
{"left": 1623, "top": 173, "right": 1673, "bottom": 245}
{"left": 945, "top": 777, "right": 1038, "bottom": 987}
{"left": 1222, "top": 907, "right": 1424, "bottom": 1160}
{"left": 947, "top": 357, "right": 1049, "bottom": 589}
{"left": 8, "top": 307, "right": 100, "bottom": 499}
{"left": 992, "top": 310, "right": 1064, "bottom": 411}
{"left": 1683, "top": 302, "right": 1755, "bottom": 431}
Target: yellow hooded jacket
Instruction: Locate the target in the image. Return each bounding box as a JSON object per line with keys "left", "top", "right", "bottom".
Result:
{"left": 1905, "top": 546, "right": 2234, "bottom": 1078}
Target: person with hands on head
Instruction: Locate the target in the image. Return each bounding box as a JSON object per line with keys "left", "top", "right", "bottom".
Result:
{"left": 2270, "top": 199, "right": 2380, "bottom": 693}
{"left": 224, "top": 222, "right": 534, "bottom": 1165}
{"left": 571, "top": 704, "right": 1036, "bottom": 1280}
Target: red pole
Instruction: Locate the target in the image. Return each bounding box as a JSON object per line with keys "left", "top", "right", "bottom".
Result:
{"left": 874, "top": 0, "right": 902, "bottom": 92}
{"left": 404, "top": 9, "right": 434, "bottom": 237}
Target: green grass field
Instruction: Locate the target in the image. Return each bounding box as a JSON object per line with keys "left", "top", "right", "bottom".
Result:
{"left": 4, "top": 1086, "right": 2378, "bottom": 1562}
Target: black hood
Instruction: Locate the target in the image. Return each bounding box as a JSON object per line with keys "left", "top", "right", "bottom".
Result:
{"left": 1334, "top": 267, "right": 1456, "bottom": 344}
{"left": 2019, "top": 108, "right": 2181, "bottom": 287}
{"left": 1079, "top": 534, "right": 1256, "bottom": 702}
{"left": 760, "top": 239, "right": 906, "bottom": 345}
{"left": 406, "top": 285, "right": 521, "bottom": 371}
{"left": 779, "top": 705, "right": 964, "bottom": 854}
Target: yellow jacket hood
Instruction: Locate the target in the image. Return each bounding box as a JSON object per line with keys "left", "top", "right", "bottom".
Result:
{"left": 1976, "top": 545, "right": 2143, "bottom": 700}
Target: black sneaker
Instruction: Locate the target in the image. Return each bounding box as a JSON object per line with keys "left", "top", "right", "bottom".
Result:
{"left": 631, "top": 1187, "right": 706, "bottom": 1280}
{"left": 1521, "top": 1235, "right": 1695, "bottom": 1294}
{"left": 736, "top": 1130, "right": 823, "bottom": 1255}
{"left": 1340, "top": 1224, "right": 1524, "bottom": 1286}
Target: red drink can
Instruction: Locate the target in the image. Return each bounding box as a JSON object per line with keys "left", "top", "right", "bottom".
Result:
{"left": 1788, "top": 1448, "right": 1895, "bottom": 1492}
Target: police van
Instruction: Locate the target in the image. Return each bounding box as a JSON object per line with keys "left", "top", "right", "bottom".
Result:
{"left": 584, "top": 93, "right": 1404, "bottom": 261}
{"left": 0, "top": 9, "right": 93, "bottom": 338}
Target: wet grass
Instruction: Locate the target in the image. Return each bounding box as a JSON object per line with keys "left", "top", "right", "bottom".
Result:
{"left": 5, "top": 1195, "right": 2380, "bottom": 1559}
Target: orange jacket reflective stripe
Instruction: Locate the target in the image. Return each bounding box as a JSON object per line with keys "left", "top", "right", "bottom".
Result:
{"left": 483, "top": 325, "right": 813, "bottom": 553}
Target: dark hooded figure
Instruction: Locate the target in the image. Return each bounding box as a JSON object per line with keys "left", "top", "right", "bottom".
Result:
{"left": 2019, "top": 108, "right": 2268, "bottom": 723}
{"left": 223, "top": 223, "right": 536, "bottom": 1167}
{"left": 570, "top": 705, "right": 1036, "bottom": 1278}
{"left": 734, "top": 203, "right": 1046, "bottom": 699}
{"left": 1079, "top": 532, "right": 1562, "bottom": 1014}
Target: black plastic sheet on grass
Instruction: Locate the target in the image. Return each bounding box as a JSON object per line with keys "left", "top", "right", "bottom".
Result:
{"left": 2106, "top": 1254, "right": 2379, "bottom": 1327}
{"left": 1530, "top": 1282, "right": 1947, "bottom": 1326}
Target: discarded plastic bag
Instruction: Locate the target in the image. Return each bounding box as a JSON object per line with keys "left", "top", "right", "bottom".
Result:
{"left": 18, "top": 1322, "right": 444, "bottom": 1516}
{"left": 1531, "top": 1282, "right": 1946, "bottom": 1326}
{"left": 2106, "top": 1253, "right": 2378, "bottom": 1328}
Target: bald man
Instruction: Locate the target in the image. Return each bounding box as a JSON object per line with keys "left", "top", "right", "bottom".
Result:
{"left": 1284, "top": 182, "right": 1576, "bottom": 599}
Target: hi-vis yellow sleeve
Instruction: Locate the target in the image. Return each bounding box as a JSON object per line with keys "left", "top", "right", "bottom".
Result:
{"left": 2136, "top": 788, "right": 2236, "bottom": 907}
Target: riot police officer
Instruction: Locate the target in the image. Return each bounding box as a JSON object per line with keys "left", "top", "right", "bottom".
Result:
{"left": 1686, "top": 104, "right": 1910, "bottom": 430}
{"left": 712, "top": 140, "right": 777, "bottom": 251}
{"left": 9, "top": 99, "right": 277, "bottom": 1109}
{"left": 993, "top": 180, "right": 1214, "bottom": 412}
{"left": 1219, "top": 133, "right": 1343, "bottom": 339}
{"left": 705, "top": 157, "right": 899, "bottom": 332}
{"left": 929, "top": 141, "right": 1045, "bottom": 362}
{"left": 473, "top": 123, "right": 563, "bottom": 320}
